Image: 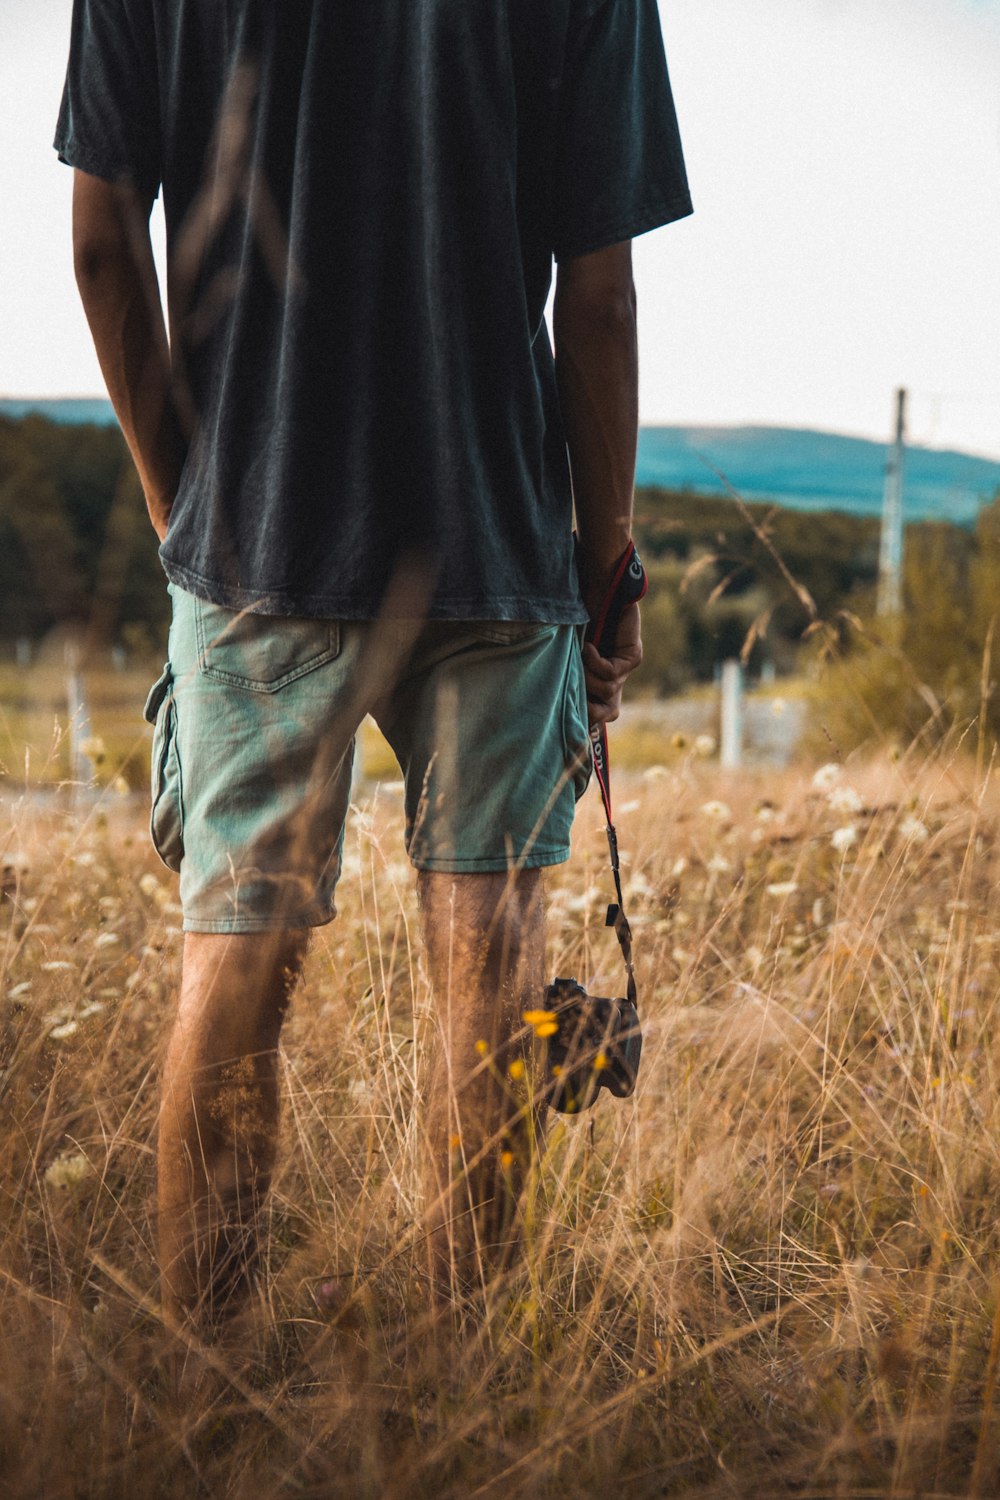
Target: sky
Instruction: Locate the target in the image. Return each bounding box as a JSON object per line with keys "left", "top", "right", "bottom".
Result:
{"left": 2, "top": 0, "right": 999, "bottom": 459}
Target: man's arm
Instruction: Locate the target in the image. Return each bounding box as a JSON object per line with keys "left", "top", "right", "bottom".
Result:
{"left": 72, "top": 170, "right": 186, "bottom": 541}
{"left": 553, "top": 240, "right": 641, "bottom": 726}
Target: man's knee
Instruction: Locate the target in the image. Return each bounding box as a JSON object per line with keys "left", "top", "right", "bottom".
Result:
{"left": 176, "top": 930, "right": 310, "bottom": 1043}
{"left": 416, "top": 868, "right": 542, "bottom": 935}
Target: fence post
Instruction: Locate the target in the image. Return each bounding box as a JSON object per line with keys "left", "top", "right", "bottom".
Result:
{"left": 66, "top": 645, "right": 95, "bottom": 784}
{"left": 720, "top": 658, "right": 744, "bottom": 769}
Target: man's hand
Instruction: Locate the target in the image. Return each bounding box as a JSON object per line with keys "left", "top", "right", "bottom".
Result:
{"left": 582, "top": 601, "right": 642, "bottom": 727}
{"left": 146, "top": 494, "right": 173, "bottom": 543}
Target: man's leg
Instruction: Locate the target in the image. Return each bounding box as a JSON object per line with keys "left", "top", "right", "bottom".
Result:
{"left": 418, "top": 869, "right": 545, "bottom": 1299}
{"left": 157, "top": 930, "right": 308, "bottom": 1326}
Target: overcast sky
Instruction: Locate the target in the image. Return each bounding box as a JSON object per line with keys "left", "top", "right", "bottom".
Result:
{"left": 2, "top": 0, "right": 999, "bottom": 458}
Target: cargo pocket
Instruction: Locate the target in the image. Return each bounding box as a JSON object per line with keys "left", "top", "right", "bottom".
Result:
{"left": 563, "top": 633, "right": 593, "bottom": 802}
{"left": 194, "top": 598, "right": 341, "bottom": 692}
{"left": 143, "top": 664, "right": 184, "bottom": 873}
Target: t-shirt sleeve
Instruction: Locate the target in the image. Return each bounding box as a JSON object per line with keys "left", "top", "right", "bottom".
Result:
{"left": 53, "top": 0, "right": 161, "bottom": 199}
{"left": 552, "top": 0, "right": 693, "bottom": 262}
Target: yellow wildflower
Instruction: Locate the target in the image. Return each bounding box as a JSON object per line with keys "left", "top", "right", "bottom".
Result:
{"left": 523, "top": 1008, "right": 559, "bottom": 1039}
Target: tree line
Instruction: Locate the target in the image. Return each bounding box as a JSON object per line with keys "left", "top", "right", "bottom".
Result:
{"left": 3, "top": 412, "right": 999, "bottom": 745}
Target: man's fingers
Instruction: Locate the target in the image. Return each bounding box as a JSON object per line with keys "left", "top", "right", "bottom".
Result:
{"left": 582, "top": 601, "right": 642, "bottom": 729}
{"left": 587, "top": 697, "right": 620, "bottom": 727}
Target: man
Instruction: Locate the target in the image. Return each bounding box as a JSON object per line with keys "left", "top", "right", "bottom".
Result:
{"left": 56, "top": 0, "right": 691, "bottom": 1324}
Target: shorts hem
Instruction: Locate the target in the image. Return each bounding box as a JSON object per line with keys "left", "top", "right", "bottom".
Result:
{"left": 181, "top": 905, "right": 337, "bottom": 935}
{"left": 408, "top": 847, "right": 571, "bottom": 874}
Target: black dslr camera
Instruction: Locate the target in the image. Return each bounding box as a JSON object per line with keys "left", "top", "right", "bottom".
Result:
{"left": 534, "top": 537, "right": 648, "bottom": 1114}
{"left": 536, "top": 977, "right": 643, "bottom": 1115}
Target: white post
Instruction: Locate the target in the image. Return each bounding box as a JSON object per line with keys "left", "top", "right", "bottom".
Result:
{"left": 66, "top": 646, "right": 94, "bottom": 784}
{"left": 720, "top": 658, "right": 744, "bottom": 769}
{"left": 878, "top": 387, "right": 907, "bottom": 617}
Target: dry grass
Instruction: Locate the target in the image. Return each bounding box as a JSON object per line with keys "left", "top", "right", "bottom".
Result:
{"left": 3, "top": 743, "right": 1000, "bottom": 1498}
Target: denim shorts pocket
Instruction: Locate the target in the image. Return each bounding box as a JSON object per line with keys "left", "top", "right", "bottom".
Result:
{"left": 194, "top": 599, "right": 341, "bottom": 692}
{"left": 467, "top": 621, "right": 556, "bottom": 646}
{"left": 144, "top": 664, "right": 184, "bottom": 872}
{"left": 562, "top": 633, "right": 593, "bottom": 802}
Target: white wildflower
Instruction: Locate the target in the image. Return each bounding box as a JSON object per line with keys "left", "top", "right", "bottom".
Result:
{"left": 7, "top": 981, "right": 32, "bottom": 1000}
{"left": 755, "top": 803, "right": 778, "bottom": 823}
{"left": 694, "top": 733, "right": 717, "bottom": 758}
{"left": 766, "top": 881, "right": 799, "bottom": 898}
{"left": 643, "top": 765, "right": 670, "bottom": 781}
{"left": 48, "top": 1020, "right": 79, "bottom": 1041}
{"left": 44, "top": 1152, "right": 93, "bottom": 1190}
{"left": 700, "top": 800, "right": 731, "bottom": 822}
{"left": 671, "top": 857, "right": 688, "bottom": 878}
{"left": 812, "top": 762, "right": 841, "bottom": 791}
{"left": 93, "top": 932, "right": 120, "bottom": 950}
{"left": 745, "top": 945, "right": 764, "bottom": 967}
{"left": 831, "top": 824, "right": 857, "bottom": 854}
{"left": 41, "top": 960, "right": 75, "bottom": 973}
{"left": 899, "top": 814, "right": 929, "bottom": 843}
{"left": 828, "top": 784, "right": 863, "bottom": 816}
{"left": 706, "top": 853, "right": 732, "bottom": 874}
{"left": 618, "top": 799, "right": 641, "bottom": 816}
{"left": 73, "top": 851, "right": 96, "bottom": 868}
{"left": 138, "top": 873, "right": 161, "bottom": 898}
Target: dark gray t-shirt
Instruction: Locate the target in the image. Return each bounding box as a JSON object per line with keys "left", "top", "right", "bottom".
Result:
{"left": 56, "top": 0, "right": 692, "bottom": 621}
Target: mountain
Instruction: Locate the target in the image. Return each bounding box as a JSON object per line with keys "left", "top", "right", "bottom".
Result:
{"left": 0, "top": 397, "right": 117, "bottom": 427}
{"left": 636, "top": 425, "right": 1000, "bottom": 525}
{"left": 4, "top": 400, "right": 999, "bottom": 524}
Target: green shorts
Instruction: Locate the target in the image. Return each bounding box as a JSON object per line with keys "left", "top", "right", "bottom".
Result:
{"left": 144, "top": 585, "right": 592, "bottom": 933}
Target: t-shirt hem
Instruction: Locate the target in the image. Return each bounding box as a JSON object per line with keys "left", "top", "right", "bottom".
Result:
{"left": 554, "top": 194, "right": 694, "bottom": 264}
{"left": 162, "top": 556, "right": 590, "bottom": 626}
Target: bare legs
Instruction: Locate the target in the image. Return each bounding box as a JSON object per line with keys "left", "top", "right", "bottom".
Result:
{"left": 417, "top": 870, "right": 546, "bottom": 1300}
{"left": 157, "top": 871, "right": 544, "bottom": 1325}
{"left": 157, "top": 931, "right": 308, "bottom": 1326}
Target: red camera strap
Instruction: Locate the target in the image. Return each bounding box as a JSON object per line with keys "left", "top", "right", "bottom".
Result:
{"left": 584, "top": 540, "right": 648, "bottom": 1010}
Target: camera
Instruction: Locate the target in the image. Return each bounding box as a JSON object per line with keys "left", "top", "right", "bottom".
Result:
{"left": 532, "top": 976, "right": 643, "bottom": 1114}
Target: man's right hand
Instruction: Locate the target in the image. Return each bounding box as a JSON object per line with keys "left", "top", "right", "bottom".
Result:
{"left": 582, "top": 600, "right": 643, "bottom": 728}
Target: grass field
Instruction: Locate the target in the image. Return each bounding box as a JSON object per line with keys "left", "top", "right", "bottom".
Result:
{"left": 3, "top": 737, "right": 1000, "bottom": 1497}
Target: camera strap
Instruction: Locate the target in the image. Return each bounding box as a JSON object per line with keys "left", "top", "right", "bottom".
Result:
{"left": 584, "top": 539, "right": 648, "bottom": 1010}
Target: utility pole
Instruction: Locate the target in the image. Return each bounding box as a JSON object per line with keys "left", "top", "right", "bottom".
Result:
{"left": 877, "top": 387, "right": 907, "bottom": 617}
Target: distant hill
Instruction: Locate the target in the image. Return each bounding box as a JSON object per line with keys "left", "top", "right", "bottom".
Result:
{"left": 637, "top": 425, "right": 1000, "bottom": 526}
{"left": 1, "top": 397, "right": 117, "bottom": 427}
{"left": 4, "top": 400, "right": 999, "bottom": 524}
